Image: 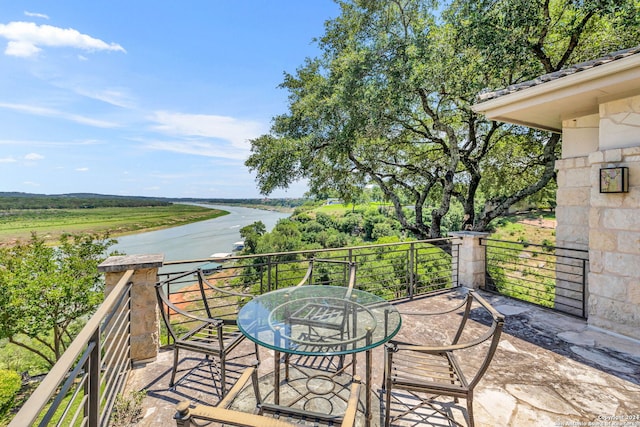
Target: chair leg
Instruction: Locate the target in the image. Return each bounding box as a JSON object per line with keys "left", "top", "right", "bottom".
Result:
{"left": 170, "top": 347, "right": 179, "bottom": 387}
{"left": 467, "top": 394, "right": 474, "bottom": 427}
{"left": 220, "top": 354, "right": 227, "bottom": 397}
{"left": 384, "top": 385, "right": 392, "bottom": 427}
{"left": 384, "top": 349, "right": 393, "bottom": 426}
{"left": 254, "top": 343, "right": 260, "bottom": 361}
{"left": 284, "top": 353, "right": 290, "bottom": 381}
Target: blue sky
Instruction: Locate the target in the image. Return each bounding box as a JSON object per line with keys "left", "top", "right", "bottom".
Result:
{"left": 0, "top": 1, "right": 340, "bottom": 198}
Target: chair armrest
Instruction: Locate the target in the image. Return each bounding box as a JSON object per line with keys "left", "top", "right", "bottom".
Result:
{"left": 295, "top": 258, "right": 357, "bottom": 300}
{"left": 184, "top": 406, "right": 297, "bottom": 427}
{"left": 396, "top": 294, "right": 468, "bottom": 317}
{"left": 342, "top": 376, "right": 362, "bottom": 427}
{"left": 218, "top": 362, "right": 259, "bottom": 408}
{"left": 294, "top": 260, "right": 315, "bottom": 287}
{"left": 198, "top": 270, "right": 254, "bottom": 298}
{"left": 469, "top": 290, "right": 505, "bottom": 322}
{"left": 156, "top": 283, "right": 226, "bottom": 325}
{"left": 387, "top": 340, "right": 461, "bottom": 354}
{"left": 386, "top": 321, "right": 500, "bottom": 353}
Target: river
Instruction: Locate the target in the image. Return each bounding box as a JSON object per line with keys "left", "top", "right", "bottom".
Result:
{"left": 111, "top": 204, "right": 289, "bottom": 263}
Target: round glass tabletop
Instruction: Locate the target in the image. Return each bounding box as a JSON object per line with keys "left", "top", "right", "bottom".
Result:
{"left": 238, "top": 285, "right": 402, "bottom": 356}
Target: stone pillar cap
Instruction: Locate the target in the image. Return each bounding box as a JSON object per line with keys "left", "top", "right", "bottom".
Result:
{"left": 448, "top": 231, "right": 490, "bottom": 237}
{"left": 98, "top": 254, "right": 164, "bottom": 273}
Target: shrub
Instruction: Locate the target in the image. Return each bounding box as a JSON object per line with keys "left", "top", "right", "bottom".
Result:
{"left": 0, "top": 369, "right": 21, "bottom": 417}
{"left": 111, "top": 389, "right": 146, "bottom": 426}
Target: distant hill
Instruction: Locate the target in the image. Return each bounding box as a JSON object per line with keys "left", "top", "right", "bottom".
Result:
{"left": 0, "top": 192, "right": 173, "bottom": 209}
{"left": 0, "top": 192, "right": 307, "bottom": 210}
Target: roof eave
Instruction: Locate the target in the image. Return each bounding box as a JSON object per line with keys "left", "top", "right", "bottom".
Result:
{"left": 472, "top": 54, "right": 640, "bottom": 133}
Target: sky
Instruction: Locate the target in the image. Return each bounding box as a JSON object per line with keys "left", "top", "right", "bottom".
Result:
{"left": 0, "top": 1, "right": 340, "bottom": 199}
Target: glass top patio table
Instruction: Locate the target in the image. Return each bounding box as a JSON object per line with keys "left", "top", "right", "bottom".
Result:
{"left": 237, "top": 285, "right": 402, "bottom": 356}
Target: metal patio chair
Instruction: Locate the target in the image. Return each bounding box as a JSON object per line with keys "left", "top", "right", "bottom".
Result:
{"left": 383, "top": 289, "right": 504, "bottom": 427}
{"left": 284, "top": 258, "right": 358, "bottom": 376}
{"left": 155, "top": 268, "right": 259, "bottom": 396}
{"left": 174, "top": 363, "right": 362, "bottom": 427}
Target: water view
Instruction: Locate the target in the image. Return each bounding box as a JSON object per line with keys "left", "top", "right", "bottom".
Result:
{"left": 111, "top": 204, "right": 289, "bottom": 262}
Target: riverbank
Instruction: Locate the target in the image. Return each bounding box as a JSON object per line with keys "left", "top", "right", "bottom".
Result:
{"left": 0, "top": 205, "right": 229, "bottom": 247}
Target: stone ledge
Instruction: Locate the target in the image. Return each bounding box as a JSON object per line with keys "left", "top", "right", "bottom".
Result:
{"left": 98, "top": 254, "right": 165, "bottom": 273}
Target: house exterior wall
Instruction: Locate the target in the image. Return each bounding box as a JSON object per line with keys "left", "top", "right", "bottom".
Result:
{"left": 562, "top": 114, "right": 599, "bottom": 158}
{"left": 559, "top": 94, "right": 640, "bottom": 340}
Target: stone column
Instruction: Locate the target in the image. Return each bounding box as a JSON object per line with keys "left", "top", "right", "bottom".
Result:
{"left": 98, "top": 254, "right": 164, "bottom": 363}
{"left": 449, "top": 231, "right": 489, "bottom": 290}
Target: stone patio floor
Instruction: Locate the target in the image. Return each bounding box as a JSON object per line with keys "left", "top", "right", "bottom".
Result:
{"left": 124, "top": 290, "right": 640, "bottom": 426}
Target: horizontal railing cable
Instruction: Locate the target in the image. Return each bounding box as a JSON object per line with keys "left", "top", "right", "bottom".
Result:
{"left": 9, "top": 270, "right": 134, "bottom": 427}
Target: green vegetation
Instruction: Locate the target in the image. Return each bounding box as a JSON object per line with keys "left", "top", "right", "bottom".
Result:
{"left": 183, "top": 197, "right": 307, "bottom": 210}
{"left": 246, "top": 0, "right": 639, "bottom": 239}
{"left": 490, "top": 213, "right": 556, "bottom": 245}
{"left": 0, "top": 192, "right": 172, "bottom": 210}
{"left": 0, "top": 204, "right": 228, "bottom": 245}
{"left": 235, "top": 202, "right": 454, "bottom": 298}
{"left": 233, "top": 202, "right": 558, "bottom": 304}
{"left": 111, "top": 390, "right": 147, "bottom": 426}
{"left": 0, "top": 370, "right": 21, "bottom": 420}
{"left": 486, "top": 213, "right": 558, "bottom": 307}
{"left": 0, "top": 233, "right": 116, "bottom": 369}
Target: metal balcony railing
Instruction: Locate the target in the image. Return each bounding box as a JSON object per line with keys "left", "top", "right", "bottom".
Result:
{"left": 8, "top": 238, "right": 458, "bottom": 426}
{"left": 481, "top": 238, "right": 589, "bottom": 318}
{"left": 157, "top": 239, "right": 460, "bottom": 343}
{"left": 9, "top": 270, "right": 134, "bottom": 427}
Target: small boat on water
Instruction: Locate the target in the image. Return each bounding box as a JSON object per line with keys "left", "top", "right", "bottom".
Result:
{"left": 232, "top": 241, "right": 245, "bottom": 251}
{"left": 210, "top": 252, "right": 232, "bottom": 261}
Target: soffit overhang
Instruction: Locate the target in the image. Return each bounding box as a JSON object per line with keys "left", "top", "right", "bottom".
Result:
{"left": 472, "top": 54, "right": 640, "bottom": 134}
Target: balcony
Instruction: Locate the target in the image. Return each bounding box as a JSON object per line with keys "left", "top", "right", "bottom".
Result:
{"left": 9, "top": 237, "right": 640, "bottom": 426}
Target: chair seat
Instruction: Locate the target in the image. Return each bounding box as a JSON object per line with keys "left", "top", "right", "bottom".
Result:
{"left": 388, "top": 350, "right": 468, "bottom": 396}
{"left": 176, "top": 322, "right": 245, "bottom": 353}
{"left": 383, "top": 290, "right": 504, "bottom": 427}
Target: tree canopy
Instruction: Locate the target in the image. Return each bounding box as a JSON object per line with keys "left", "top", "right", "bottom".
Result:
{"left": 246, "top": 0, "right": 640, "bottom": 238}
{"left": 0, "top": 233, "right": 116, "bottom": 368}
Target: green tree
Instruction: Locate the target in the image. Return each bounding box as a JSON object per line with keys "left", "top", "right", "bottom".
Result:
{"left": 256, "top": 220, "right": 303, "bottom": 256}
{"left": 0, "top": 232, "right": 116, "bottom": 368}
{"left": 239, "top": 221, "right": 267, "bottom": 254}
{"left": 246, "top": 0, "right": 640, "bottom": 238}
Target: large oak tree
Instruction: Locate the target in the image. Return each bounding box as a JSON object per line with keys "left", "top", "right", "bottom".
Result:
{"left": 246, "top": 0, "right": 640, "bottom": 238}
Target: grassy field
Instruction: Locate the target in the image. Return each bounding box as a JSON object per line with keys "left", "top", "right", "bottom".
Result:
{"left": 0, "top": 204, "right": 228, "bottom": 245}
{"left": 489, "top": 212, "right": 556, "bottom": 245}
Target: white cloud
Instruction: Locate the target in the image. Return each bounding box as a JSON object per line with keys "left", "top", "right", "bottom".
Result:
{"left": 144, "top": 140, "right": 248, "bottom": 161}
{"left": 24, "top": 152, "right": 44, "bottom": 160}
{"left": 0, "top": 102, "right": 120, "bottom": 128}
{"left": 76, "top": 167, "right": 89, "bottom": 172}
{"left": 0, "top": 156, "right": 17, "bottom": 163}
{"left": 150, "top": 111, "right": 266, "bottom": 149}
{"left": 6, "top": 40, "right": 40, "bottom": 57}
{"left": 24, "top": 11, "right": 49, "bottom": 20}
{"left": 0, "top": 138, "right": 103, "bottom": 147}
{"left": 0, "top": 21, "right": 126, "bottom": 57}
{"left": 74, "top": 87, "right": 136, "bottom": 109}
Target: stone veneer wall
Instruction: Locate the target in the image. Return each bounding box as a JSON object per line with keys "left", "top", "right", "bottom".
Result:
{"left": 554, "top": 157, "right": 591, "bottom": 316}
{"left": 555, "top": 156, "right": 591, "bottom": 251}
{"left": 556, "top": 94, "right": 640, "bottom": 339}
{"left": 587, "top": 146, "right": 640, "bottom": 340}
